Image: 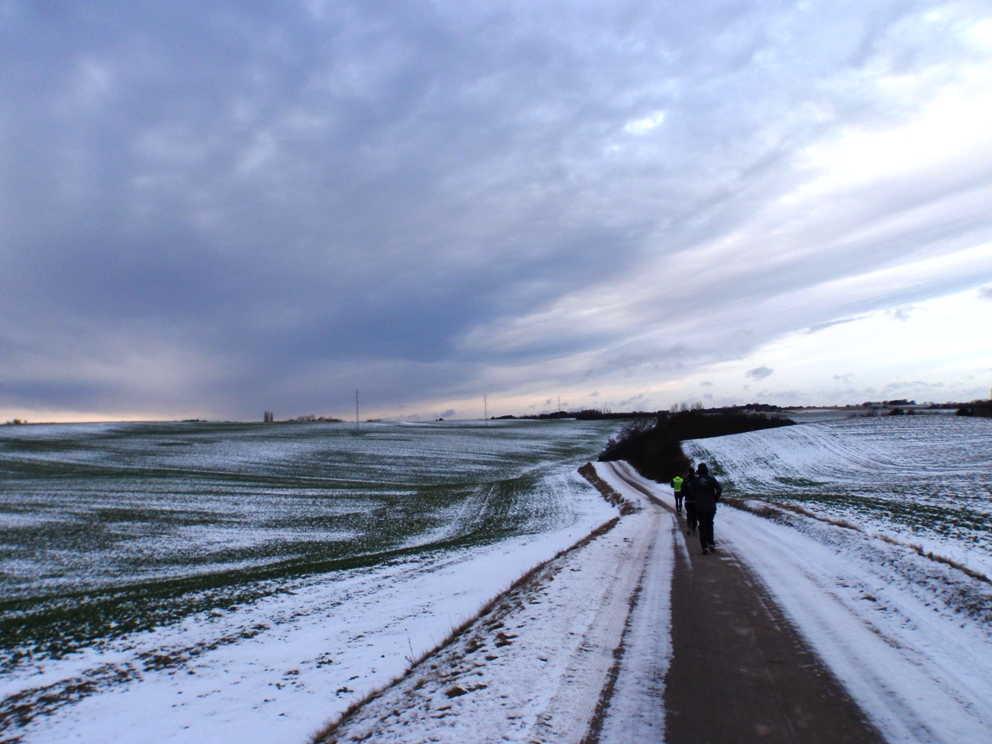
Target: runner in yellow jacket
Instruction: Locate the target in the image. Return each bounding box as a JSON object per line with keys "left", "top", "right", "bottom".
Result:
{"left": 670, "top": 474, "right": 684, "bottom": 515}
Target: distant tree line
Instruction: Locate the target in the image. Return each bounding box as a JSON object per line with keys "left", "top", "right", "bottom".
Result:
{"left": 494, "top": 403, "right": 789, "bottom": 421}
{"left": 599, "top": 408, "right": 795, "bottom": 483}
{"left": 956, "top": 400, "right": 992, "bottom": 418}
{"left": 493, "top": 409, "right": 660, "bottom": 421}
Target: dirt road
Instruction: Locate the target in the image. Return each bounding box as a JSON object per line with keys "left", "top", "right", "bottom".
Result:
{"left": 664, "top": 517, "right": 883, "bottom": 743}
{"left": 604, "top": 462, "right": 884, "bottom": 744}
{"left": 314, "top": 475, "right": 669, "bottom": 743}
{"left": 317, "top": 462, "right": 885, "bottom": 742}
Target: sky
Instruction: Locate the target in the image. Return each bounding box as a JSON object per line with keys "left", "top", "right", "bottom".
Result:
{"left": 2, "top": 0, "right": 992, "bottom": 423}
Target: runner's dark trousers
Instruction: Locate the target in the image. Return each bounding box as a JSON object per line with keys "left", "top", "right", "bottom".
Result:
{"left": 675, "top": 493, "right": 683, "bottom": 513}
{"left": 697, "top": 511, "right": 715, "bottom": 550}
{"left": 685, "top": 503, "right": 697, "bottom": 533}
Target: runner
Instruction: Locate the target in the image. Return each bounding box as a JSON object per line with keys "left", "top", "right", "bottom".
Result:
{"left": 671, "top": 473, "right": 685, "bottom": 515}
{"left": 686, "top": 462, "right": 722, "bottom": 554}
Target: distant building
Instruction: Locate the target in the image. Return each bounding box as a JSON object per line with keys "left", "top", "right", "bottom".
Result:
{"left": 263, "top": 411, "right": 274, "bottom": 423}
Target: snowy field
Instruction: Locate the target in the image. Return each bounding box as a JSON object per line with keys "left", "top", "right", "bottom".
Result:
{"left": 5, "top": 416, "right": 991, "bottom": 743}
{"left": 0, "top": 420, "right": 619, "bottom": 743}
{"left": 683, "top": 416, "right": 992, "bottom": 743}
{"left": 683, "top": 415, "right": 992, "bottom": 580}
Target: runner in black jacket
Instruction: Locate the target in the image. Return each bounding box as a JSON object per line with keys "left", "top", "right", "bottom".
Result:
{"left": 685, "top": 463, "right": 722, "bottom": 554}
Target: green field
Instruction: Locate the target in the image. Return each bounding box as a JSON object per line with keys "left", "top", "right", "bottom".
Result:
{"left": 0, "top": 420, "right": 615, "bottom": 669}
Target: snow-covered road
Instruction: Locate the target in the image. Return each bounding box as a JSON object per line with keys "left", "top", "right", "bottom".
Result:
{"left": 316, "top": 462, "right": 675, "bottom": 743}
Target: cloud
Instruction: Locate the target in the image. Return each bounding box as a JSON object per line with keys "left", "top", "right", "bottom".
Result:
{"left": 699, "top": 381, "right": 713, "bottom": 387}
{"left": 805, "top": 316, "right": 866, "bottom": 334}
{"left": 891, "top": 306, "right": 918, "bottom": 322}
{"left": 833, "top": 373, "right": 854, "bottom": 382}
{"left": 745, "top": 366, "right": 774, "bottom": 380}
{"left": 883, "top": 381, "right": 945, "bottom": 392}
{"left": 618, "top": 392, "right": 647, "bottom": 408}
{"left": 980, "top": 286, "right": 992, "bottom": 301}
{"left": 624, "top": 111, "right": 666, "bottom": 134}
{"left": 2, "top": 1, "right": 992, "bottom": 420}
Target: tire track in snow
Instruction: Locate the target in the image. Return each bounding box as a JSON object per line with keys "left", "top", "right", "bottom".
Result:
{"left": 314, "top": 465, "right": 669, "bottom": 743}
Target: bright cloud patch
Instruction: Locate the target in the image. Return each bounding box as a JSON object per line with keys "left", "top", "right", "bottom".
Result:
{"left": 623, "top": 111, "right": 666, "bottom": 134}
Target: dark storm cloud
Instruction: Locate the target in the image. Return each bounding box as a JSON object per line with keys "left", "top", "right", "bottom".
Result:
{"left": 746, "top": 366, "right": 774, "bottom": 380}
{"left": 1, "top": 0, "right": 991, "bottom": 418}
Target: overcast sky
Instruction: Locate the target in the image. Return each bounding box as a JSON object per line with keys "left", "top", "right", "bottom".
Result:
{"left": 2, "top": 0, "right": 992, "bottom": 422}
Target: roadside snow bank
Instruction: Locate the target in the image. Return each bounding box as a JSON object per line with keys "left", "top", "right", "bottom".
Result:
{"left": 595, "top": 464, "right": 675, "bottom": 743}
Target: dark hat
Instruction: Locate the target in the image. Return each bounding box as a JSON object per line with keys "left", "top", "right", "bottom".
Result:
{"left": 696, "top": 462, "right": 708, "bottom": 473}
